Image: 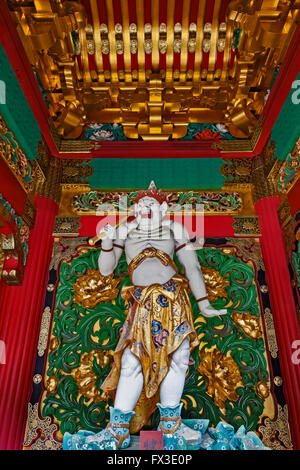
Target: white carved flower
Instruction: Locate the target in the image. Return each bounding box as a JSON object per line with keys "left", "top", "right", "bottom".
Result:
{"left": 88, "top": 123, "right": 103, "bottom": 130}
{"left": 264, "top": 89, "right": 270, "bottom": 103}
{"left": 216, "top": 123, "right": 229, "bottom": 134}
{"left": 90, "top": 129, "right": 114, "bottom": 141}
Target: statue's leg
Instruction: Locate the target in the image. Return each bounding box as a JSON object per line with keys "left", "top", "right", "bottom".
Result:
{"left": 63, "top": 347, "right": 143, "bottom": 450}
{"left": 114, "top": 346, "right": 144, "bottom": 411}
{"left": 158, "top": 338, "right": 202, "bottom": 450}
{"left": 159, "top": 338, "right": 190, "bottom": 406}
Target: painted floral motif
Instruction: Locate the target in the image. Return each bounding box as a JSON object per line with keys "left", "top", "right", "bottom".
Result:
{"left": 151, "top": 320, "right": 169, "bottom": 350}
{"left": 175, "top": 321, "right": 190, "bottom": 336}
{"left": 156, "top": 294, "right": 169, "bottom": 307}
{"left": 81, "top": 122, "right": 236, "bottom": 142}
{"left": 277, "top": 137, "right": 300, "bottom": 193}
{"left": 162, "top": 279, "right": 177, "bottom": 292}
{"left": 73, "top": 190, "right": 242, "bottom": 214}
{"left": 0, "top": 193, "right": 29, "bottom": 264}
{"left": 180, "top": 123, "right": 235, "bottom": 141}
{"left": 132, "top": 287, "right": 142, "bottom": 301}
{"left": 195, "top": 129, "right": 223, "bottom": 141}
{"left": 0, "top": 117, "right": 34, "bottom": 192}
{"left": 83, "top": 123, "right": 127, "bottom": 141}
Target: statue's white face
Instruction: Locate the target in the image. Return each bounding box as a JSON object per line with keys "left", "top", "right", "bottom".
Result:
{"left": 134, "top": 196, "right": 168, "bottom": 230}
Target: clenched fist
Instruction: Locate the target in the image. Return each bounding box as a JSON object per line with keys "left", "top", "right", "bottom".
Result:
{"left": 98, "top": 223, "right": 116, "bottom": 240}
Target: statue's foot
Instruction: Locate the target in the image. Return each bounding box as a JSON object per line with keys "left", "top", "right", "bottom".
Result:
{"left": 63, "top": 407, "right": 135, "bottom": 450}
{"left": 157, "top": 403, "right": 202, "bottom": 450}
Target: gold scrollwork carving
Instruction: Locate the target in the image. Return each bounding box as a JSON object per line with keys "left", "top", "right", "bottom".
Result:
{"left": 38, "top": 307, "right": 52, "bottom": 357}
{"left": 232, "top": 216, "right": 261, "bottom": 237}
{"left": 263, "top": 308, "right": 278, "bottom": 359}
{"left": 225, "top": 237, "right": 265, "bottom": 271}
{"left": 53, "top": 217, "right": 81, "bottom": 237}
{"left": 23, "top": 403, "right": 62, "bottom": 450}
{"left": 49, "top": 237, "right": 89, "bottom": 270}
{"left": 61, "top": 159, "right": 93, "bottom": 185}
{"left": 257, "top": 404, "right": 293, "bottom": 450}
{"left": 221, "top": 158, "right": 253, "bottom": 184}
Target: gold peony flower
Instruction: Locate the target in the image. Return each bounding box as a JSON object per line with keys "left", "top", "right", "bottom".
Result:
{"left": 71, "top": 350, "right": 114, "bottom": 403}
{"left": 198, "top": 346, "right": 243, "bottom": 412}
{"left": 73, "top": 269, "right": 120, "bottom": 308}
{"left": 202, "top": 267, "right": 229, "bottom": 302}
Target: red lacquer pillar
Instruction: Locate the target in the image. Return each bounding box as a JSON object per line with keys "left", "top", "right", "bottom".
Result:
{"left": 0, "top": 196, "right": 57, "bottom": 450}
{"left": 255, "top": 195, "right": 300, "bottom": 449}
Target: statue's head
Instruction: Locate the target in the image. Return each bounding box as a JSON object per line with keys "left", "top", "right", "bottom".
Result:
{"left": 134, "top": 181, "right": 168, "bottom": 229}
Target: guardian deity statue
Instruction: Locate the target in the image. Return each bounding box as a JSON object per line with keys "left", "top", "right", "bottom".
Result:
{"left": 63, "top": 182, "right": 228, "bottom": 450}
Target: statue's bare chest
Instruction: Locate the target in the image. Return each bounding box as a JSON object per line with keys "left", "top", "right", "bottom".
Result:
{"left": 124, "top": 225, "right": 175, "bottom": 263}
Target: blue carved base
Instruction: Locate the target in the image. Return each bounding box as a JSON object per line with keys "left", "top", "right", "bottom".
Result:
{"left": 63, "top": 419, "right": 269, "bottom": 451}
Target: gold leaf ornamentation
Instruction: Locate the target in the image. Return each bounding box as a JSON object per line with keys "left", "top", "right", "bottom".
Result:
{"left": 255, "top": 381, "right": 270, "bottom": 399}
{"left": 23, "top": 403, "right": 62, "bottom": 450}
{"left": 263, "top": 308, "right": 278, "bottom": 359}
{"left": 202, "top": 267, "right": 229, "bottom": 302}
{"left": 71, "top": 350, "right": 114, "bottom": 403}
{"left": 257, "top": 405, "right": 293, "bottom": 450}
{"left": 73, "top": 269, "right": 120, "bottom": 308}
{"left": 45, "top": 376, "right": 59, "bottom": 394}
{"left": 274, "top": 376, "right": 283, "bottom": 387}
{"left": 38, "top": 307, "right": 52, "bottom": 357}
{"left": 232, "top": 312, "right": 262, "bottom": 340}
{"left": 33, "top": 374, "right": 42, "bottom": 384}
{"left": 198, "top": 347, "right": 243, "bottom": 412}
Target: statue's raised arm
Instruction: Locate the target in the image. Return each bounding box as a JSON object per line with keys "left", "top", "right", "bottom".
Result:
{"left": 97, "top": 223, "right": 127, "bottom": 276}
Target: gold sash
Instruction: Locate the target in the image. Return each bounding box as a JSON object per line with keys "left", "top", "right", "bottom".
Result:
{"left": 127, "top": 247, "right": 177, "bottom": 281}
{"left": 101, "top": 275, "right": 199, "bottom": 434}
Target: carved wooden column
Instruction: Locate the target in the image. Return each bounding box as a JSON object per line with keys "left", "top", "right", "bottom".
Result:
{"left": 0, "top": 157, "right": 61, "bottom": 450}
{"left": 253, "top": 154, "right": 300, "bottom": 450}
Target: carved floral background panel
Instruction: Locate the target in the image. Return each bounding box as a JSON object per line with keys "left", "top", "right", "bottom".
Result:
{"left": 37, "top": 242, "right": 281, "bottom": 446}
{"left": 72, "top": 190, "right": 243, "bottom": 214}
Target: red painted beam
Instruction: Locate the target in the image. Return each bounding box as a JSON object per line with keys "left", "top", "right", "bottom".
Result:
{"left": 77, "top": 214, "right": 236, "bottom": 237}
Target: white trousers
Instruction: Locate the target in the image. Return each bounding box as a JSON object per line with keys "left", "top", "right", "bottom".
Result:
{"left": 114, "top": 338, "right": 190, "bottom": 412}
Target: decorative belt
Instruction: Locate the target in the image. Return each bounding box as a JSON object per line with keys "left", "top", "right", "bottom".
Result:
{"left": 127, "top": 247, "right": 177, "bottom": 281}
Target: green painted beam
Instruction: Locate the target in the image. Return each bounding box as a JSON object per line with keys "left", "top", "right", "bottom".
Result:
{"left": 0, "top": 44, "right": 41, "bottom": 161}
{"left": 89, "top": 158, "right": 225, "bottom": 189}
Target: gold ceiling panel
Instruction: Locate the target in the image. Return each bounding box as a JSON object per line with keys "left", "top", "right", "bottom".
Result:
{"left": 8, "top": 0, "right": 300, "bottom": 141}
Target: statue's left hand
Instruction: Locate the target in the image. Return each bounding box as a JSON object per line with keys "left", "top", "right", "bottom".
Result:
{"left": 200, "top": 305, "right": 228, "bottom": 318}
{"left": 198, "top": 299, "right": 227, "bottom": 318}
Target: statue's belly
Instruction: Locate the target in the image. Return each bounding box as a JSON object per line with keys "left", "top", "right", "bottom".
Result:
{"left": 131, "top": 258, "right": 176, "bottom": 286}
